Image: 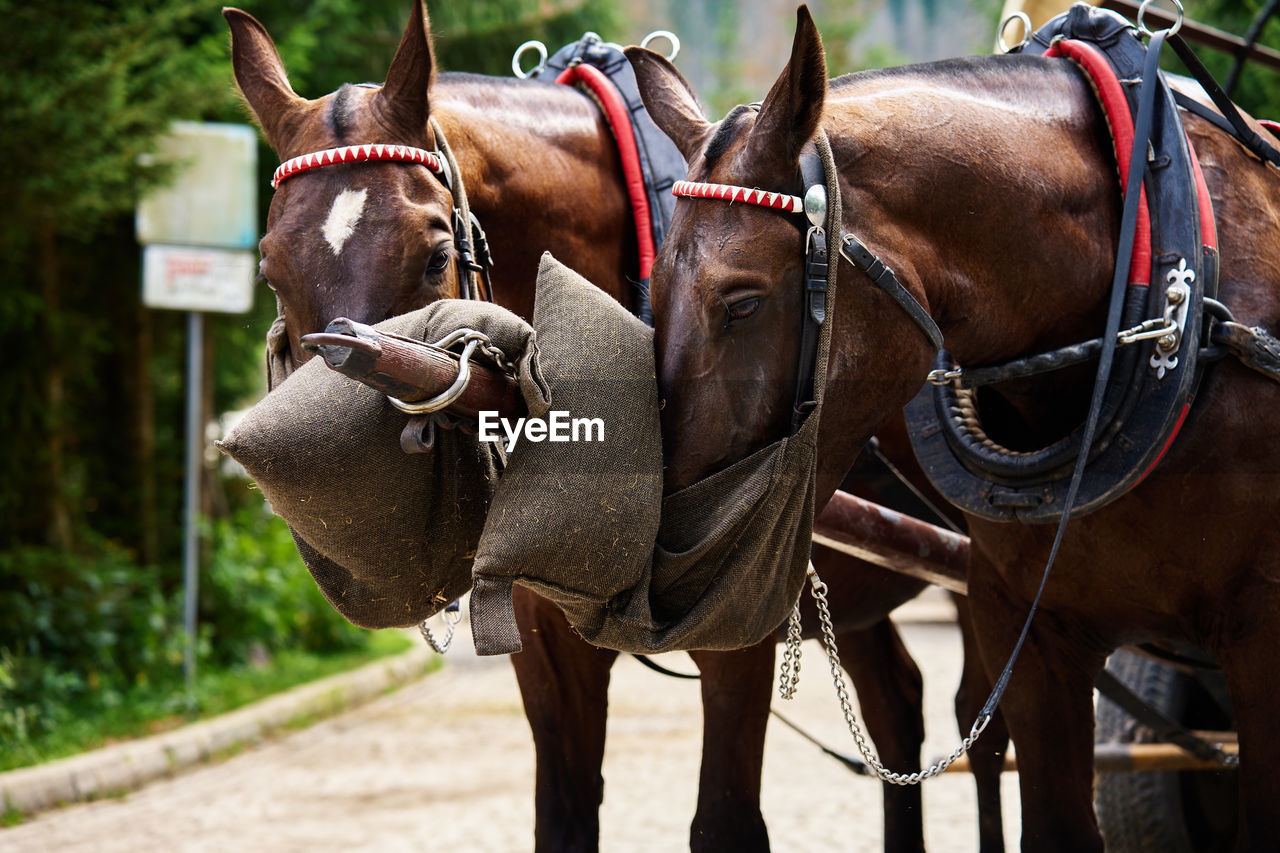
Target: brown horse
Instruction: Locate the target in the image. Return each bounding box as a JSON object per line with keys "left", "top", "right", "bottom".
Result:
{"left": 226, "top": 4, "right": 1007, "bottom": 850}
{"left": 632, "top": 6, "right": 1280, "bottom": 851}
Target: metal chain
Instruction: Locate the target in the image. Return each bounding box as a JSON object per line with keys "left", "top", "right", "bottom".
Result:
{"left": 419, "top": 605, "right": 463, "bottom": 654}
{"left": 808, "top": 567, "right": 991, "bottom": 786}
{"left": 777, "top": 603, "right": 803, "bottom": 700}
{"left": 431, "top": 328, "right": 517, "bottom": 374}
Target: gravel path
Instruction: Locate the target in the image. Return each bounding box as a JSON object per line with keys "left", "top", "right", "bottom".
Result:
{"left": 1, "top": 591, "right": 1021, "bottom": 851}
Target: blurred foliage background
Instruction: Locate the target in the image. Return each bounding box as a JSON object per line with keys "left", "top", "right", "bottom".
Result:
{"left": 0, "top": 0, "right": 1275, "bottom": 766}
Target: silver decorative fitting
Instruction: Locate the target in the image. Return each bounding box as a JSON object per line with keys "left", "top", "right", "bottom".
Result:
{"left": 804, "top": 184, "right": 827, "bottom": 227}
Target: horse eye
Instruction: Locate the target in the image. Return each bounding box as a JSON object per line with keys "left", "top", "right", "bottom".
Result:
{"left": 425, "top": 246, "right": 452, "bottom": 276}
{"left": 724, "top": 297, "right": 760, "bottom": 326}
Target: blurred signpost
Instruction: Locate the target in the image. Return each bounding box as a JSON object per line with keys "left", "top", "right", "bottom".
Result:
{"left": 136, "top": 121, "right": 257, "bottom": 698}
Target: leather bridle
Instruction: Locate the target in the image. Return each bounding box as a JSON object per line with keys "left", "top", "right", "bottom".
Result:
{"left": 270, "top": 121, "right": 493, "bottom": 304}
{"left": 671, "top": 142, "right": 942, "bottom": 433}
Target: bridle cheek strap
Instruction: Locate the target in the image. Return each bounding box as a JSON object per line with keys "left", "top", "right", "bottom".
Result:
{"left": 838, "top": 236, "right": 943, "bottom": 351}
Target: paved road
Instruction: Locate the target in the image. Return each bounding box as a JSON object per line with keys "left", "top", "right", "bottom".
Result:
{"left": 1, "top": 591, "right": 1020, "bottom": 852}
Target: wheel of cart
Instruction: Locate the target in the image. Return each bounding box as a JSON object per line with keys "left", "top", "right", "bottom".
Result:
{"left": 1095, "top": 648, "right": 1237, "bottom": 852}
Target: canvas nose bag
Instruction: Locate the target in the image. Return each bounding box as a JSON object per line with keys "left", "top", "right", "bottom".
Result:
{"left": 470, "top": 140, "right": 840, "bottom": 655}
{"left": 218, "top": 300, "right": 534, "bottom": 629}
{"left": 469, "top": 391, "right": 819, "bottom": 655}
{"left": 227, "top": 148, "right": 838, "bottom": 653}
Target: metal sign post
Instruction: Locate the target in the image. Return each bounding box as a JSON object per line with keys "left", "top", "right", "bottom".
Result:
{"left": 136, "top": 122, "right": 257, "bottom": 700}
{"left": 182, "top": 310, "right": 204, "bottom": 698}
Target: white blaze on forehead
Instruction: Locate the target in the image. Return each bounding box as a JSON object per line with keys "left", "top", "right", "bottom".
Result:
{"left": 322, "top": 188, "right": 368, "bottom": 255}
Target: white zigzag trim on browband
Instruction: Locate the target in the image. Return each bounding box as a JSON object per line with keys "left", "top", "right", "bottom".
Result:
{"left": 672, "top": 180, "right": 803, "bottom": 214}
{"left": 272, "top": 144, "right": 444, "bottom": 188}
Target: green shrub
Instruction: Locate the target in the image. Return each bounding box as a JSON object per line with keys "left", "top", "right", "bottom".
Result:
{"left": 0, "top": 490, "right": 373, "bottom": 764}
{"left": 0, "top": 538, "right": 181, "bottom": 761}
{"left": 202, "top": 493, "right": 369, "bottom": 665}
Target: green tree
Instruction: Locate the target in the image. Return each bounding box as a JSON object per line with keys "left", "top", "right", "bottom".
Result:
{"left": 1183, "top": 0, "right": 1280, "bottom": 120}
{"left": 0, "top": 0, "right": 625, "bottom": 760}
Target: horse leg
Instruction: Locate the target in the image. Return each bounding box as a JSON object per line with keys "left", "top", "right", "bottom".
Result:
{"left": 1216, "top": 611, "right": 1280, "bottom": 851}
{"left": 510, "top": 585, "right": 619, "bottom": 853}
{"left": 952, "top": 592, "right": 1009, "bottom": 853}
{"left": 836, "top": 618, "right": 926, "bottom": 853}
{"left": 687, "top": 639, "right": 775, "bottom": 853}
{"left": 968, "top": 557, "right": 1107, "bottom": 853}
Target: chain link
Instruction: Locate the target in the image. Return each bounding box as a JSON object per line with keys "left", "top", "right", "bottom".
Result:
{"left": 777, "top": 603, "right": 803, "bottom": 700}
{"left": 431, "top": 328, "right": 517, "bottom": 374}
{"left": 419, "top": 606, "right": 463, "bottom": 654}
{"left": 807, "top": 567, "right": 990, "bottom": 786}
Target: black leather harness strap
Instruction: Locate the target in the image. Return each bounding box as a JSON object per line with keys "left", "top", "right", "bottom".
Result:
{"left": 1095, "top": 668, "right": 1237, "bottom": 765}
{"left": 978, "top": 26, "right": 1173, "bottom": 723}
{"left": 793, "top": 143, "right": 945, "bottom": 432}
{"left": 1168, "top": 34, "right": 1280, "bottom": 169}
{"left": 792, "top": 146, "right": 829, "bottom": 432}
{"left": 838, "top": 235, "right": 944, "bottom": 352}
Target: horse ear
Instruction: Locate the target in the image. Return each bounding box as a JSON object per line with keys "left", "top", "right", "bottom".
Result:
{"left": 747, "top": 5, "right": 826, "bottom": 171}
{"left": 224, "top": 7, "right": 307, "bottom": 154}
{"left": 374, "top": 0, "right": 435, "bottom": 141}
{"left": 625, "top": 46, "right": 711, "bottom": 163}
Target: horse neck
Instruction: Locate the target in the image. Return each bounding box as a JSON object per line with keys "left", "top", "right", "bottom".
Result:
{"left": 814, "top": 57, "right": 1123, "bottom": 495}
{"left": 431, "top": 74, "right": 636, "bottom": 319}
{"left": 829, "top": 57, "right": 1120, "bottom": 367}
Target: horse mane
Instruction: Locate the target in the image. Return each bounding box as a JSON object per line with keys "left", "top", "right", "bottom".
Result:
{"left": 693, "top": 56, "right": 1072, "bottom": 175}
{"left": 703, "top": 104, "right": 756, "bottom": 169}
{"left": 329, "top": 83, "right": 378, "bottom": 141}
{"left": 437, "top": 70, "right": 535, "bottom": 89}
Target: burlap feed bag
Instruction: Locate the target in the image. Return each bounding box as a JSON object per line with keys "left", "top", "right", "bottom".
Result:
{"left": 227, "top": 126, "right": 839, "bottom": 654}
{"left": 218, "top": 300, "right": 533, "bottom": 629}
{"left": 469, "top": 253, "right": 665, "bottom": 653}
{"left": 471, "top": 203, "right": 836, "bottom": 654}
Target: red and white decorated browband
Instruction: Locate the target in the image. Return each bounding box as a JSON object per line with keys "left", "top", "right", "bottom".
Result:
{"left": 272, "top": 144, "right": 445, "bottom": 188}
{"left": 671, "top": 180, "right": 803, "bottom": 214}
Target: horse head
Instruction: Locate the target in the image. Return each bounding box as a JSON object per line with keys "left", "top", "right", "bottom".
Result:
{"left": 627, "top": 8, "right": 830, "bottom": 492}
{"left": 226, "top": 2, "right": 463, "bottom": 381}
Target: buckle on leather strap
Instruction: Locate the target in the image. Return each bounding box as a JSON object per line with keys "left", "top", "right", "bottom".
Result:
{"left": 805, "top": 226, "right": 828, "bottom": 326}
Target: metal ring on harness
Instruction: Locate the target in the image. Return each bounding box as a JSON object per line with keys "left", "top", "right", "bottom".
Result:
{"left": 511, "top": 40, "right": 548, "bottom": 78}
{"left": 387, "top": 337, "right": 481, "bottom": 415}
{"left": 1137, "top": 0, "right": 1184, "bottom": 40}
{"left": 998, "top": 12, "right": 1032, "bottom": 53}
{"left": 640, "top": 30, "right": 680, "bottom": 61}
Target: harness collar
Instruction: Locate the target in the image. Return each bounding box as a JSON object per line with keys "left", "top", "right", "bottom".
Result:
{"left": 271, "top": 143, "right": 446, "bottom": 189}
